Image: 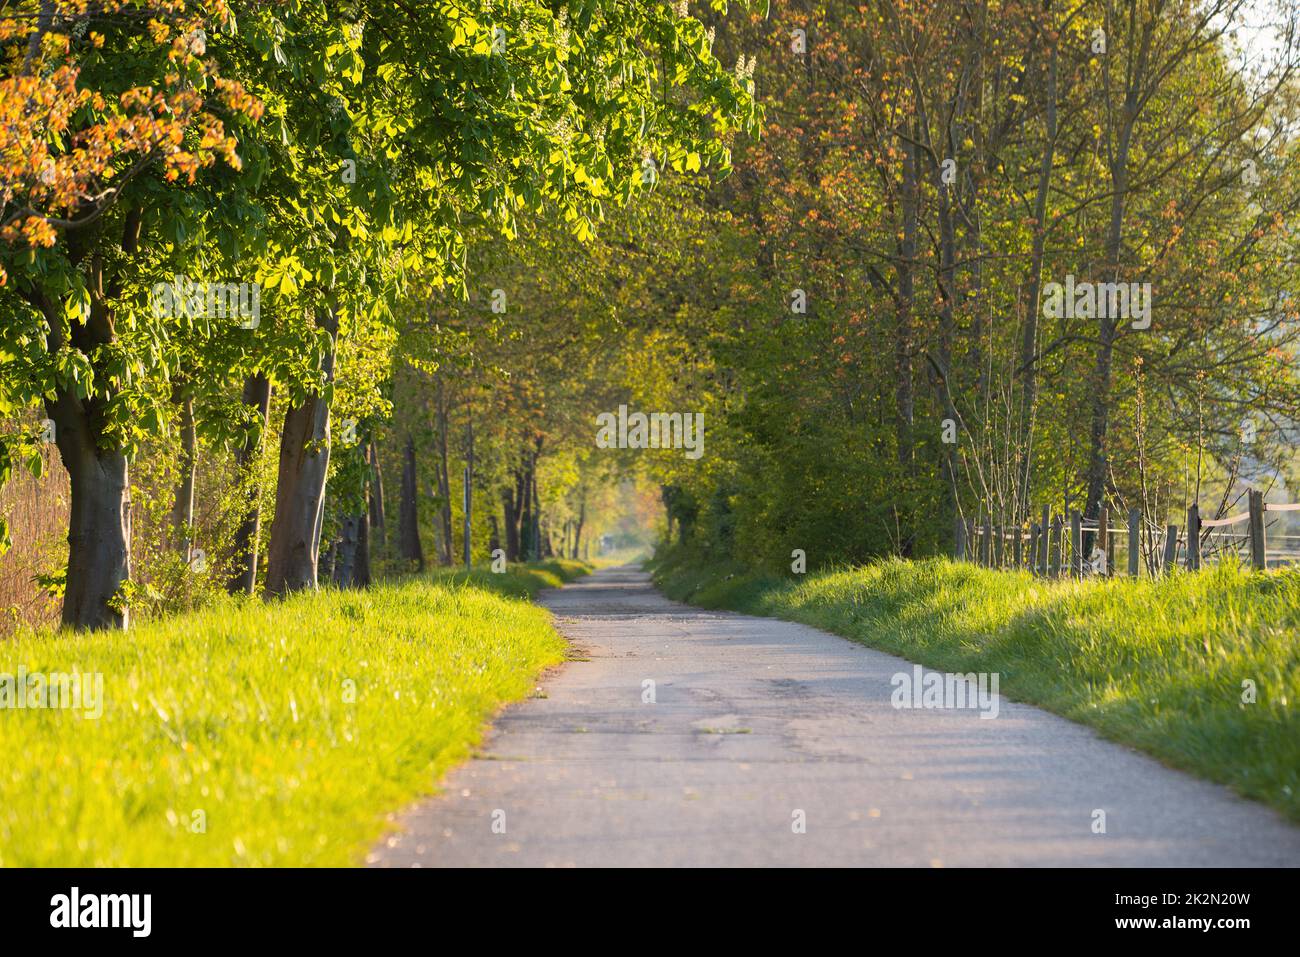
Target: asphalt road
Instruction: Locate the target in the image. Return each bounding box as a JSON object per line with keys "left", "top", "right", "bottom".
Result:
{"left": 369, "top": 565, "right": 1300, "bottom": 867}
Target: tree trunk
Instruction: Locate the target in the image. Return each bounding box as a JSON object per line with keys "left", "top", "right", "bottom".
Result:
{"left": 332, "top": 514, "right": 360, "bottom": 587}
{"left": 434, "top": 378, "right": 453, "bottom": 565}
{"left": 513, "top": 466, "right": 528, "bottom": 557}
{"left": 519, "top": 459, "right": 534, "bottom": 561}
{"left": 1084, "top": 101, "right": 1137, "bottom": 520}
{"left": 1017, "top": 43, "right": 1058, "bottom": 518}
{"left": 169, "top": 388, "right": 197, "bottom": 562}
{"left": 463, "top": 414, "right": 473, "bottom": 568}
{"left": 907, "top": 55, "right": 967, "bottom": 552}
{"left": 932, "top": 140, "right": 961, "bottom": 545}
{"left": 265, "top": 308, "right": 338, "bottom": 597}
{"left": 501, "top": 484, "right": 519, "bottom": 561}
{"left": 31, "top": 252, "right": 131, "bottom": 630}
{"left": 531, "top": 438, "right": 545, "bottom": 560}
{"left": 367, "top": 436, "right": 386, "bottom": 548}
{"left": 894, "top": 129, "right": 919, "bottom": 555}
{"left": 530, "top": 460, "right": 542, "bottom": 561}
{"left": 228, "top": 373, "right": 271, "bottom": 595}
{"left": 354, "top": 507, "right": 371, "bottom": 586}
{"left": 398, "top": 433, "right": 425, "bottom": 568}
{"left": 55, "top": 407, "right": 131, "bottom": 631}
{"left": 1084, "top": 14, "right": 1155, "bottom": 521}
{"left": 571, "top": 499, "right": 585, "bottom": 559}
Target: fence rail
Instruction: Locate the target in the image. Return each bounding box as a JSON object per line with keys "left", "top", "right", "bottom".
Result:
{"left": 955, "top": 490, "right": 1300, "bottom": 577}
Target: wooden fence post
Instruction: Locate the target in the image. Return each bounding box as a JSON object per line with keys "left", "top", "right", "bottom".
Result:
{"left": 1070, "top": 511, "right": 1082, "bottom": 579}
{"left": 1127, "top": 508, "right": 1140, "bottom": 577}
{"left": 1162, "top": 524, "right": 1179, "bottom": 574}
{"left": 1097, "top": 505, "right": 1109, "bottom": 576}
{"left": 1013, "top": 523, "right": 1022, "bottom": 569}
{"left": 1028, "top": 524, "right": 1039, "bottom": 575}
{"left": 1186, "top": 503, "right": 1201, "bottom": 571}
{"left": 1248, "top": 490, "right": 1266, "bottom": 571}
{"left": 980, "top": 516, "right": 992, "bottom": 567}
{"left": 1040, "top": 506, "right": 1050, "bottom": 576}
{"left": 1050, "top": 515, "right": 1063, "bottom": 577}
{"left": 954, "top": 515, "right": 967, "bottom": 561}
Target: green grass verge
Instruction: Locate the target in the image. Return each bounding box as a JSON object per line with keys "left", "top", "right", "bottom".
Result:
{"left": 425, "top": 557, "right": 592, "bottom": 598}
{"left": 0, "top": 559, "right": 589, "bottom": 866}
{"left": 650, "top": 546, "right": 1300, "bottom": 821}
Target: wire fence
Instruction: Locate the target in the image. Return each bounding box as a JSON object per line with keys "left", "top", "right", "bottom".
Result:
{"left": 954, "top": 491, "right": 1300, "bottom": 577}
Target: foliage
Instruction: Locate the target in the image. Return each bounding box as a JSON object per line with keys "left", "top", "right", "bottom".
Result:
{"left": 608, "top": 0, "right": 1300, "bottom": 568}
{"left": 0, "top": 0, "right": 759, "bottom": 627}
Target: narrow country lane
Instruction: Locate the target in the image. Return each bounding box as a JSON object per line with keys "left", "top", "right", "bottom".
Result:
{"left": 370, "top": 566, "right": 1300, "bottom": 867}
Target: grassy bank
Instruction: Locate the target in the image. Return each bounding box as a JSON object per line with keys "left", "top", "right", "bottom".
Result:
{"left": 651, "top": 547, "right": 1300, "bottom": 821}
{"left": 0, "top": 560, "right": 588, "bottom": 866}
{"left": 428, "top": 558, "right": 592, "bottom": 598}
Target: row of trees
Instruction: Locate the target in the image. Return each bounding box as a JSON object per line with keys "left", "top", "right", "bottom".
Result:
{"left": 593, "top": 0, "right": 1300, "bottom": 569}
{"left": 0, "top": 0, "right": 759, "bottom": 629}
{"left": 8, "top": 0, "right": 1298, "bottom": 628}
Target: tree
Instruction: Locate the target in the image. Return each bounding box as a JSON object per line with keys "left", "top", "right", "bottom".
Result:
{"left": 1, "top": 0, "right": 758, "bottom": 627}
{"left": 1, "top": 1, "right": 261, "bottom": 628}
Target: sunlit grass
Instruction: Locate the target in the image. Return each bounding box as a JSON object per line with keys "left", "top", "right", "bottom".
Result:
{"left": 0, "top": 561, "right": 587, "bottom": 866}
{"left": 652, "top": 549, "right": 1300, "bottom": 821}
